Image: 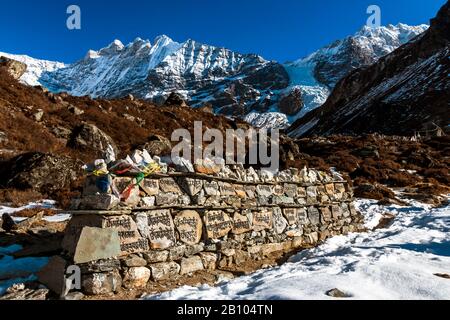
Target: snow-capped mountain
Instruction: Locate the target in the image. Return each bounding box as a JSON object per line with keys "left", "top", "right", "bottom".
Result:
{"left": 0, "top": 52, "right": 65, "bottom": 86}
{"left": 39, "top": 35, "right": 290, "bottom": 121}
{"left": 275, "top": 23, "right": 429, "bottom": 123}
{"left": 287, "top": 3, "right": 448, "bottom": 137}
{"left": 2, "top": 23, "right": 428, "bottom": 129}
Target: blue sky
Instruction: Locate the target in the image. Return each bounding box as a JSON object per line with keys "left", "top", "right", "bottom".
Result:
{"left": 0, "top": 0, "right": 446, "bottom": 63}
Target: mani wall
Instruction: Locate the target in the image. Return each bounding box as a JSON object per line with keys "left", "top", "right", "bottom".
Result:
{"left": 39, "top": 165, "right": 364, "bottom": 296}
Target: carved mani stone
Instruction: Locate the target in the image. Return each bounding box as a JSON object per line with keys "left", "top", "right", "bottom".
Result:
{"left": 204, "top": 211, "right": 232, "bottom": 239}
{"left": 174, "top": 210, "right": 203, "bottom": 245}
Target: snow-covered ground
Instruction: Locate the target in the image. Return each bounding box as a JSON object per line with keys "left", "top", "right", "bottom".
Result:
{"left": 0, "top": 200, "right": 71, "bottom": 223}
{"left": 145, "top": 197, "right": 450, "bottom": 300}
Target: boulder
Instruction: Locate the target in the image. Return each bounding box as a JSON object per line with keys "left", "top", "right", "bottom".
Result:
{"left": 0, "top": 56, "right": 27, "bottom": 79}
{"left": 68, "top": 104, "right": 85, "bottom": 116}
{"left": 150, "top": 262, "right": 180, "bottom": 281}
{"left": 68, "top": 123, "right": 118, "bottom": 159}
{"left": 4, "top": 152, "right": 80, "bottom": 194}
{"left": 199, "top": 252, "right": 218, "bottom": 271}
{"left": 140, "top": 135, "right": 172, "bottom": 157}
{"left": 194, "top": 158, "right": 224, "bottom": 175}
{"left": 122, "top": 267, "right": 151, "bottom": 289}
{"left": 37, "top": 256, "right": 69, "bottom": 297}
{"left": 180, "top": 256, "right": 204, "bottom": 275}
{"left": 143, "top": 250, "right": 169, "bottom": 263}
{"left": 82, "top": 271, "right": 122, "bottom": 295}
{"left": 163, "top": 92, "right": 188, "bottom": 107}
{"left": 0, "top": 131, "right": 7, "bottom": 144}
{"left": 122, "top": 254, "right": 147, "bottom": 267}
{"left": 33, "top": 109, "right": 44, "bottom": 122}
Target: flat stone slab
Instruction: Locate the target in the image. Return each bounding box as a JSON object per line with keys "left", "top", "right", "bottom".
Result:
{"left": 73, "top": 227, "right": 121, "bottom": 264}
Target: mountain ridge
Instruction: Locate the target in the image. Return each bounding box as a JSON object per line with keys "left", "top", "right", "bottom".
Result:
{"left": 1, "top": 23, "right": 428, "bottom": 129}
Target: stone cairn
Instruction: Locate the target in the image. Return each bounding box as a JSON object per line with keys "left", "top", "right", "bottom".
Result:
{"left": 38, "top": 151, "right": 364, "bottom": 297}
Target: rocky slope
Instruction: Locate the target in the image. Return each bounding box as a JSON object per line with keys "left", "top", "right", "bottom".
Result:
{"left": 2, "top": 24, "right": 427, "bottom": 129}
{"left": 288, "top": 2, "right": 449, "bottom": 137}
{"left": 0, "top": 62, "right": 448, "bottom": 209}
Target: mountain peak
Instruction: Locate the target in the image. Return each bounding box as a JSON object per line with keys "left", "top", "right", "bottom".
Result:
{"left": 154, "top": 34, "right": 174, "bottom": 45}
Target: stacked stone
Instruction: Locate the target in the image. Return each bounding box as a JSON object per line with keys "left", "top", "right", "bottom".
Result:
{"left": 52, "top": 166, "right": 364, "bottom": 296}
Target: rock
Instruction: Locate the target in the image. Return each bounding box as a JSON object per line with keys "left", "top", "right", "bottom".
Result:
{"left": 0, "top": 56, "right": 27, "bottom": 79}
{"left": 150, "top": 262, "right": 180, "bottom": 281}
{"left": 0, "top": 287, "right": 49, "bottom": 301}
{"left": 155, "top": 193, "right": 178, "bottom": 206}
{"left": 218, "top": 182, "right": 236, "bottom": 197}
{"left": 169, "top": 245, "right": 186, "bottom": 261}
{"left": 159, "top": 178, "right": 182, "bottom": 193}
{"left": 6, "top": 283, "right": 26, "bottom": 294}
{"left": 140, "top": 196, "right": 157, "bottom": 207}
{"left": 174, "top": 210, "right": 203, "bottom": 245}
{"left": 273, "top": 185, "right": 284, "bottom": 196}
{"left": 32, "top": 109, "right": 44, "bottom": 122}
{"left": 214, "top": 271, "right": 235, "bottom": 284}
{"left": 234, "top": 250, "right": 249, "bottom": 265}
{"left": 221, "top": 248, "right": 235, "bottom": 257}
{"left": 1, "top": 213, "right": 17, "bottom": 232}
{"left": 184, "top": 243, "right": 204, "bottom": 257}
{"left": 180, "top": 256, "right": 204, "bottom": 275}
{"left": 194, "top": 158, "right": 224, "bottom": 175}
{"left": 140, "top": 179, "right": 159, "bottom": 196}
{"left": 331, "top": 205, "right": 342, "bottom": 220}
{"left": 78, "top": 259, "right": 121, "bottom": 274}
{"left": 79, "top": 194, "right": 120, "bottom": 210}
{"left": 179, "top": 177, "right": 204, "bottom": 197}
{"left": 306, "top": 232, "right": 319, "bottom": 244}
{"left": 82, "top": 271, "right": 121, "bottom": 295}
{"left": 286, "top": 228, "right": 303, "bottom": 237}
{"left": 341, "top": 203, "right": 351, "bottom": 218}
{"left": 256, "top": 185, "right": 272, "bottom": 197}
{"left": 135, "top": 213, "right": 150, "bottom": 239}
{"left": 63, "top": 292, "right": 85, "bottom": 300}
{"left": 72, "top": 227, "right": 121, "bottom": 264}
{"left": 0, "top": 131, "right": 7, "bottom": 144}
{"left": 282, "top": 208, "right": 299, "bottom": 225}
{"left": 272, "top": 195, "right": 295, "bottom": 205}
{"left": 320, "top": 207, "right": 332, "bottom": 223}
{"left": 172, "top": 156, "right": 195, "bottom": 173}
{"left": 68, "top": 105, "right": 85, "bottom": 115}
{"left": 143, "top": 250, "right": 169, "bottom": 263}
{"left": 204, "top": 211, "right": 233, "bottom": 239}
{"left": 283, "top": 184, "right": 297, "bottom": 197}
{"left": 272, "top": 208, "right": 288, "bottom": 234}
{"left": 232, "top": 212, "right": 252, "bottom": 234}
{"left": 68, "top": 123, "right": 118, "bottom": 159}
{"left": 122, "top": 254, "right": 147, "bottom": 267}
{"left": 307, "top": 207, "right": 320, "bottom": 225}
{"left": 260, "top": 243, "right": 284, "bottom": 256}
{"left": 204, "top": 181, "right": 220, "bottom": 196}
{"left": 4, "top": 152, "right": 79, "bottom": 194}
{"left": 252, "top": 210, "right": 273, "bottom": 231}
{"left": 122, "top": 267, "right": 151, "bottom": 289}
{"left": 326, "top": 288, "right": 351, "bottom": 298}
{"left": 164, "top": 92, "right": 188, "bottom": 107}
{"left": 199, "top": 252, "right": 218, "bottom": 271}
{"left": 37, "top": 256, "right": 69, "bottom": 297}
{"left": 146, "top": 209, "right": 176, "bottom": 249}
{"left": 141, "top": 135, "right": 172, "bottom": 157}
